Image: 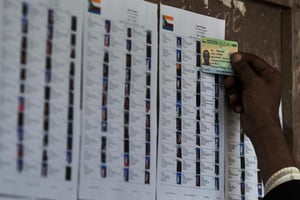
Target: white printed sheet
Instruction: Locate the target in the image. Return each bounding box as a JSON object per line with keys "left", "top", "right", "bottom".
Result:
{"left": 79, "top": 0, "right": 158, "bottom": 200}
{"left": 157, "top": 4, "right": 226, "bottom": 200}
{"left": 0, "top": 0, "right": 83, "bottom": 199}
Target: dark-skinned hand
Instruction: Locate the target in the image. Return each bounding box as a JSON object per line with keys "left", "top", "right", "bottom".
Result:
{"left": 224, "top": 52, "right": 295, "bottom": 182}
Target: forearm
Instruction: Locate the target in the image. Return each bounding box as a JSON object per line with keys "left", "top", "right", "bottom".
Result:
{"left": 249, "top": 125, "right": 295, "bottom": 182}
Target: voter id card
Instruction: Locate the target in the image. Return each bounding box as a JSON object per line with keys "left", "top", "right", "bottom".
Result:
{"left": 200, "top": 37, "right": 238, "bottom": 76}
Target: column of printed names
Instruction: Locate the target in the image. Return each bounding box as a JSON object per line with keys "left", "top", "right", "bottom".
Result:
{"left": 0, "top": 0, "right": 82, "bottom": 199}
{"left": 225, "top": 110, "right": 263, "bottom": 200}
{"left": 157, "top": 4, "right": 225, "bottom": 200}
{"left": 80, "top": 1, "right": 157, "bottom": 199}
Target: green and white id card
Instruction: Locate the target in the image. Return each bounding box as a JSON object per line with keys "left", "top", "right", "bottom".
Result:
{"left": 201, "top": 37, "right": 238, "bottom": 75}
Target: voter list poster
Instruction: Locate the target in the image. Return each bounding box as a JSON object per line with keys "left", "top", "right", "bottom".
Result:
{"left": 79, "top": 0, "right": 158, "bottom": 200}
{"left": 157, "top": 4, "right": 226, "bottom": 200}
{"left": 0, "top": 0, "right": 83, "bottom": 199}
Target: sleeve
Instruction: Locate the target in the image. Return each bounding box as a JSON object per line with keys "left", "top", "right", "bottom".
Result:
{"left": 263, "top": 180, "right": 300, "bottom": 200}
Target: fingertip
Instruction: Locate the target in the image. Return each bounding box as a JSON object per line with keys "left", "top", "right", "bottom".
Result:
{"left": 229, "top": 53, "right": 256, "bottom": 84}
{"left": 229, "top": 94, "right": 238, "bottom": 103}
{"left": 230, "top": 53, "right": 242, "bottom": 64}
{"left": 228, "top": 94, "right": 243, "bottom": 113}
{"left": 224, "top": 76, "right": 235, "bottom": 89}
{"left": 235, "top": 106, "right": 243, "bottom": 113}
{"left": 228, "top": 94, "right": 239, "bottom": 111}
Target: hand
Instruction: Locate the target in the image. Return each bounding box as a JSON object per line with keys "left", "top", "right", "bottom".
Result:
{"left": 224, "top": 52, "right": 282, "bottom": 139}
{"left": 224, "top": 52, "right": 295, "bottom": 182}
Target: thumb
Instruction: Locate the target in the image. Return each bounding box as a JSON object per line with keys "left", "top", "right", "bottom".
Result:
{"left": 231, "top": 53, "right": 257, "bottom": 85}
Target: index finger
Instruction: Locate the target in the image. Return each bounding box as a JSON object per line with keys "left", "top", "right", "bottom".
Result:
{"left": 240, "top": 52, "right": 277, "bottom": 76}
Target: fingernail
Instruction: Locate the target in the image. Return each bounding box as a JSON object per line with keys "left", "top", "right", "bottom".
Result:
{"left": 235, "top": 106, "right": 242, "bottom": 113}
{"left": 231, "top": 53, "right": 242, "bottom": 64}
{"left": 229, "top": 94, "right": 237, "bottom": 102}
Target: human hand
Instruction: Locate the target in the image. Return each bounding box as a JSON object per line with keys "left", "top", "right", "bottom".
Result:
{"left": 224, "top": 52, "right": 283, "bottom": 139}
{"left": 225, "top": 52, "right": 296, "bottom": 182}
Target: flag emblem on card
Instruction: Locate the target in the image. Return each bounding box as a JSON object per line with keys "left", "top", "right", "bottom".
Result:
{"left": 162, "top": 15, "right": 174, "bottom": 31}
{"left": 88, "top": 0, "right": 101, "bottom": 15}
